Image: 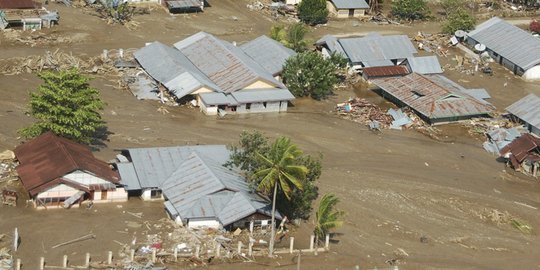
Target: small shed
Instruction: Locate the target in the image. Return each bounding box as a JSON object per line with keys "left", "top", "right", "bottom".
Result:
{"left": 327, "top": 0, "right": 369, "bottom": 18}
{"left": 506, "top": 93, "right": 540, "bottom": 137}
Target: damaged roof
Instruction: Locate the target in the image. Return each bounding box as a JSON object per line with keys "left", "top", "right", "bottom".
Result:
{"left": 162, "top": 152, "right": 280, "bottom": 226}
{"left": 14, "top": 132, "right": 120, "bottom": 196}
{"left": 506, "top": 93, "right": 540, "bottom": 131}
{"left": 371, "top": 73, "right": 495, "bottom": 120}
{"left": 173, "top": 32, "right": 284, "bottom": 93}
{"left": 467, "top": 17, "right": 540, "bottom": 71}
{"left": 240, "top": 35, "right": 296, "bottom": 76}
{"left": 499, "top": 134, "right": 540, "bottom": 164}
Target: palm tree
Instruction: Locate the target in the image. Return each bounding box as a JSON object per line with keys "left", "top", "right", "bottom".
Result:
{"left": 254, "top": 137, "right": 308, "bottom": 257}
{"left": 313, "top": 193, "right": 345, "bottom": 245}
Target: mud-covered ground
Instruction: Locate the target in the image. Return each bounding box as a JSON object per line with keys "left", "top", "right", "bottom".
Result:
{"left": 1, "top": 1, "right": 540, "bottom": 269}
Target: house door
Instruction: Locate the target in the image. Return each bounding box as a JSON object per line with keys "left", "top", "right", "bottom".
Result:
{"left": 101, "top": 191, "right": 107, "bottom": 200}
{"left": 349, "top": 9, "right": 354, "bottom": 17}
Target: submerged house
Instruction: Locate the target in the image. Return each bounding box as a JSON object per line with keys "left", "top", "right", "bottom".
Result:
{"left": 14, "top": 132, "right": 127, "bottom": 209}
{"left": 371, "top": 73, "right": 494, "bottom": 124}
{"left": 164, "top": 0, "right": 205, "bottom": 13}
{"left": 327, "top": 0, "right": 369, "bottom": 18}
{"left": 316, "top": 33, "right": 443, "bottom": 74}
{"left": 506, "top": 93, "right": 540, "bottom": 137}
{"left": 116, "top": 145, "right": 279, "bottom": 229}
{"left": 134, "top": 32, "right": 296, "bottom": 116}
{"left": 500, "top": 134, "right": 540, "bottom": 177}
{"left": 466, "top": 17, "right": 540, "bottom": 80}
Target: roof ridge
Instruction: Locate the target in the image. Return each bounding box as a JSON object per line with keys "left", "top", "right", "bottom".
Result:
{"left": 54, "top": 134, "right": 80, "bottom": 170}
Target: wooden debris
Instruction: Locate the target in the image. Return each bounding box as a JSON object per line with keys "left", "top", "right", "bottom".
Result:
{"left": 52, "top": 234, "right": 96, "bottom": 249}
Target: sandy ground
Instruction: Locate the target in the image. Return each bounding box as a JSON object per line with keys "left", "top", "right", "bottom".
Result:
{"left": 1, "top": 1, "right": 540, "bottom": 269}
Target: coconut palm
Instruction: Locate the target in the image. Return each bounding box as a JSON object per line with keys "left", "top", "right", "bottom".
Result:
{"left": 254, "top": 137, "right": 308, "bottom": 257}
{"left": 313, "top": 193, "right": 345, "bottom": 245}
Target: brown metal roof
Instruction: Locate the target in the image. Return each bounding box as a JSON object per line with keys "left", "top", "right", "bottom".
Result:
{"left": 14, "top": 132, "right": 120, "bottom": 196}
{"left": 0, "top": 0, "right": 37, "bottom": 9}
{"left": 363, "top": 65, "right": 409, "bottom": 79}
{"left": 371, "top": 73, "right": 495, "bottom": 120}
{"left": 499, "top": 134, "right": 540, "bottom": 163}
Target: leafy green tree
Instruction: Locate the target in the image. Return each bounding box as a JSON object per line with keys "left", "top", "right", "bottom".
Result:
{"left": 298, "top": 0, "right": 328, "bottom": 25}
{"left": 391, "top": 0, "right": 429, "bottom": 21}
{"left": 442, "top": 9, "right": 476, "bottom": 34}
{"left": 19, "top": 69, "right": 105, "bottom": 144}
{"left": 254, "top": 137, "right": 308, "bottom": 257}
{"left": 313, "top": 193, "right": 345, "bottom": 244}
{"left": 282, "top": 51, "right": 340, "bottom": 100}
{"left": 226, "top": 131, "right": 321, "bottom": 220}
{"left": 270, "top": 23, "right": 309, "bottom": 52}
{"left": 440, "top": 0, "right": 466, "bottom": 15}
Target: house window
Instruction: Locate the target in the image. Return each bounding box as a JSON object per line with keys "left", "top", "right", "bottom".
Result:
{"left": 151, "top": 190, "right": 162, "bottom": 199}
{"left": 263, "top": 102, "right": 267, "bottom": 108}
{"left": 246, "top": 103, "right": 251, "bottom": 110}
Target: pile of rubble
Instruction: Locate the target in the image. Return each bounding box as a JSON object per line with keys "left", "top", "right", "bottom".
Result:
{"left": 246, "top": 0, "right": 298, "bottom": 21}
{"left": 0, "top": 150, "right": 17, "bottom": 184}
{"left": 0, "top": 49, "right": 119, "bottom": 75}
{"left": 414, "top": 32, "right": 449, "bottom": 57}
{"left": 0, "top": 246, "right": 12, "bottom": 270}
{"left": 0, "top": 29, "right": 84, "bottom": 47}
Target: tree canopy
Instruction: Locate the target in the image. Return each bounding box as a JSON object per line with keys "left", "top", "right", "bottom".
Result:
{"left": 314, "top": 193, "right": 345, "bottom": 242}
{"left": 282, "top": 51, "right": 342, "bottom": 100}
{"left": 298, "top": 0, "right": 328, "bottom": 25}
{"left": 270, "top": 23, "right": 309, "bottom": 52}
{"left": 391, "top": 0, "right": 430, "bottom": 21}
{"left": 442, "top": 9, "right": 476, "bottom": 34}
{"left": 19, "top": 68, "right": 105, "bottom": 144}
{"left": 226, "top": 130, "right": 321, "bottom": 220}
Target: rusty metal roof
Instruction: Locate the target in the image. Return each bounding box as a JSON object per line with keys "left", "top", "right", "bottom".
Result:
{"left": 363, "top": 65, "right": 409, "bottom": 79}
{"left": 371, "top": 73, "right": 495, "bottom": 121}
{"left": 499, "top": 134, "right": 540, "bottom": 163}
{"left": 0, "top": 0, "right": 37, "bottom": 9}
{"left": 14, "top": 132, "right": 120, "bottom": 196}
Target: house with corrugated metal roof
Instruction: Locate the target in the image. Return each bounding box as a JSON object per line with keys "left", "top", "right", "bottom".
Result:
{"left": 371, "top": 73, "right": 495, "bottom": 124}
{"left": 133, "top": 32, "right": 296, "bottom": 116}
{"left": 327, "top": 0, "right": 369, "bottom": 18}
{"left": 466, "top": 17, "right": 540, "bottom": 80}
{"left": 116, "top": 145, "right": 280, "bottom": 229}
{"left": 499, "top": 134, "right": 540, "bottom": 178}
{"left": 13, "top": 132, "right": 127, "bottom": 209}
{"left": 506, "top": 93, "right": 540, "bottom": 137}
{"left": 315, "top": 33, "right": 443, "bottom": 74}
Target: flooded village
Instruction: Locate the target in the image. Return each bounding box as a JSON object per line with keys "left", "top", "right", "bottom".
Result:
{"left": 1, "top": 0, "right": 540, "bottom": 269}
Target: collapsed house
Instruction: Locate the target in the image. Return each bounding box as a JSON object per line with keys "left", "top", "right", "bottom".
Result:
{"left": 14, "top": 132, "right": 127, "bottom": 209}
{"left": 315, "top": 33, "right": 443, "bottom": 74}
{"left": 506, "top": 93, "right": 540, "bottom": 137}
{"left": 116, "top": 145, "right": 280, "bottom": 230}
{"left": 500, "top": 134, "right": 540, "bottom": 177}
{"left": 133, "top": 32, "right": 296, "bottom": 116}
{"left": 371, "top": 73, "right": 495, "bottom": 124}
{"left": 466, "top": 17, "right": 540, "bottom": 80}
{"left": 0, "top": 0, "right": 58, "bottom": 30}
{"left": 326, "top": 0, "right": 369, "bottom": 18}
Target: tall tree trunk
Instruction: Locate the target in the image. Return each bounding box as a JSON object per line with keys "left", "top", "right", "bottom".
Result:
{"left": 269, "top": 183, "right": 278, "bottom": 257}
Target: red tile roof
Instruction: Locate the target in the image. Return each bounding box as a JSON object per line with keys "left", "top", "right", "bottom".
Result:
{"left": 0, "top": 0, "right": 37, "bottom": 9}
{"left": 14, "top": 132, "right": 120, "bottom": 196}
{"left": 362, "top": 65, "right": 409, "bottom": 79}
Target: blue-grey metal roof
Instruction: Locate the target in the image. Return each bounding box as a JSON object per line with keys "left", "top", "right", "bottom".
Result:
{"left": 461, "top": 88, "right": 491, "bottom": 105}
{"left": 173, "top": 32, "right": 284, "bottom": 93}
{"left": 120, "top": 145, "right": 230, "bottom": 189}
{"left": 127, "top": 74, "right": 160, "bottom": 100}
{"left": 467, "top": 17, "right": 540, "bottom": 70}
{"left": 231, "top": 89, "right": 295, "bottom": 104}
{"left": 406, "top": 56, "right": 443, "bottom": 74}
{"left": 133, "top": 42, "right": 220, "bottom": 99}
{"left": 240, "top": 35, "right": 297, "bottom": 76}
{"left": 330, "top": 0, "right": 369, "bottom": 9}
{"left": 315, "top": 35, "right": 347, "bottom": 57}
{"left": 161, "top": 152, "right": 279, "bottom": 226}
{"left": 166, "top": 0, "right": 202, "bottom": 9}
{"left": 338, "top": 34, "right": 417, "bottom": 64}
{"left": 199, "top": 92, "right": 239, "bottom": 106}
{"left": 506, "top": 93, "right": 540, "bottom": 130}
{"left": 117, "top": 162, "right": 141, "bottom": 191}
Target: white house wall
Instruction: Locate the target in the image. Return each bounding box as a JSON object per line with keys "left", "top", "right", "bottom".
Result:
{"left": 36, "top": 184, "right": 78, "bottom": 199}
{"left": 63, "top": 170, "right": 111, "bottom": 186}
{"left": 141, "top": 189, "right": 164, "bottom": 201}
{"left": 200, "top": 100, "right": 218, "bottom": 115}
{"left": 93, "top": 188, "right": 128, "bottom": 203}
{"left": 523, "top": 66, "right": 540, "bottom": 81}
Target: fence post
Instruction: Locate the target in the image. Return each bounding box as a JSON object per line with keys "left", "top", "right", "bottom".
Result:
{"left": 15, "top": 259, "right": 21, "bottom": 270}
{"left": 309, "top": 235, "right": 315, "bottom": 252}
{"left": 195, "top": 245, "right": 200, "bottom": 258}
{"left": 174, "top": 247, "right": 178, "bottom": 262}
{"left": 62, "top": 255, "right": 68, "bottom": 267}
{"left": 151, "top": 249, "right": 156, "bottom": 263}
{"left": 107, "top": 251, "right": 113, "bottom": 265}
{"left": 216, "top": 244, "right": 221, "bottom": 258}
{"left": 325, "top": 234, "right": 330, "bottom": 250}
{"left": 289, "top": 237, "right": 295, "bottom": 254}
{"left": 39, "top": 257, "right": 45, "bottom": 270}
{"left": 248, "top": 242, "right": 253, "bottom": 256}
{"left": 85, "top": 253, "right": 90, "bottom": 268}
{"left": 237, "top": 241, "right": 242, "bottom": 254}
